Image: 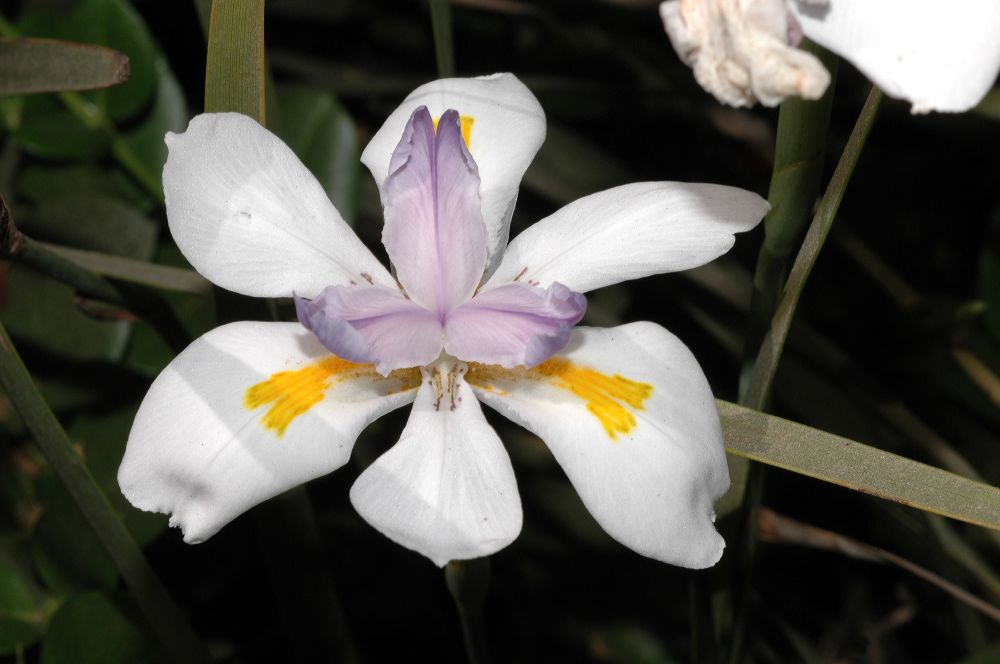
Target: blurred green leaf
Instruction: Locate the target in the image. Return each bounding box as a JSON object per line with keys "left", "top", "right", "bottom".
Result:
{"left": 277, "top": 86, "right": 360, "bottom": 222}
{"left": 32, "top": 495, "right": 119, "bottom": 594}
{"left": 0, "top": 557, "right": 44, "bottom": 655}
{"left": 69, "top": 407, "right": 168, "bottom": 545}
{"left": 40, "top": 592, "right": 156, "bottom": 664}
{"left": 720, "top": 400, "right": 1000, "bottom": 530}
{"left": 61, "top": 0, "right": 157, "bottom": 122}
{"left": 17, "top": 164, "right": 148, "bottom": 210}
{"left": 114, "top": 58, "right": 187, "bottom": 203}
{"left": 24, "top": 195, "right": 156, "bottom": 259}
{"left": 0, "top": 267, "right": 131, "bottom": 362}
{"left": 9, "top": 95, "right": 108, "bottom": 159}
{"left": 1, "top": 194, "right": 157, "bottom": 362}
{"left": 0, "top": 37, "right": 129, "bottom": 95}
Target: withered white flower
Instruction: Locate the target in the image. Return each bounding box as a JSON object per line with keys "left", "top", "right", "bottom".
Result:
{"left": 118, "top": 74, "right": 768, "bottom": 567}
{"left": 661, "top": 0, "right": 1000, "bottom": 113}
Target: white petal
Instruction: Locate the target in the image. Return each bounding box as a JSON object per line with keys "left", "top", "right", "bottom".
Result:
{"left": 118, "top": 322, "right": 419, "bottom": 543}
{"left": 791, "top": 0, "right": 1000, "bottom": 113}
{"left": 350, "top": 365, "right": 522, "bottom": 566}
{"left": 467, "top": 323, "right": 729, "bottom": 568}
{"left": 164, "top": 113, "right": 394, "bottom": 298}
{"left": 485, "top": 182, "right": 768, "bottom": 294}
{"left": 361, "top": 74, "right": 545, "bottom": 276}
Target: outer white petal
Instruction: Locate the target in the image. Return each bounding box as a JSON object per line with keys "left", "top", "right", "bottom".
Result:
{"left": 164, "top": 113, "right": 394, "bottom": 298}
{"left": 350, "top": 366, "right": 522, "bottom": 566}
{"left": 791, "top": 0, "right": 1000, "bottom": 113}
{"left": 485, "top": 182, "right": 768, "bottom": 294}
{"left": 361, "top": 74, "right": 545, "bottom": 276}
{"left": 468, "top": 323, "right": 729, "bottom": 568}
{"left": 118, "top": 322, "right": 418, "bottom": 543}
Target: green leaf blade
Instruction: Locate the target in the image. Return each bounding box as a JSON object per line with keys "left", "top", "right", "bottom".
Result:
{"left": 204, "top": 0, "right": 265, "bottom": 122}
{"left": 719, "top": 399, "right": 1000, "bottom": 531}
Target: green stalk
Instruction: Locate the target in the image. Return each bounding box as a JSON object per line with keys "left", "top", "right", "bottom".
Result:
{"left": 721, "top": 41, "right": 839, "bottom": 516}
{"left": 725, "top": 42, "right": 838, "bottom": 663}
{"left": 446, "top": 558, "right": 491, "bottom": 664}
{"left": 742, "top": 86, "right": 883, "bottom": 407}
{"left": 740, "top": 42, "right": 840, "bottom": 400}
{"left": 429, "top": 0, "right": 456, "bottom": 78}
{"left": 727, "top": 86, "right": 883, "bottom": 663}
{"left": 0, "top": 321, "right": 210, "bottom": 664}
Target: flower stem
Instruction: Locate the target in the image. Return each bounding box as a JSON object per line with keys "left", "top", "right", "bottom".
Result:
{"left": 429, "top": 0, "right": 456, "bottom": 78}
{"left": 739, "top": 42, "right": 841, "bottom": 403}
{"left": 725, "top": 41, "right": 838, "bottom": 663}
{"left": 728, "top": 84, "right": 884, "bottom": 664}
{"left": 0, "top": 320, "right": 210, "bottom": 664}
{"left": 446, "top": 557, "right": 491, "bottom": 664}
{"left": 742, "top": 85, "right": 883, "bottom": 408}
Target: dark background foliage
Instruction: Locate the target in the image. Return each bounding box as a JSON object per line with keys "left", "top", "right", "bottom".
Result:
{"left": 1, "top": 0, "right": 999, "bottom": 662}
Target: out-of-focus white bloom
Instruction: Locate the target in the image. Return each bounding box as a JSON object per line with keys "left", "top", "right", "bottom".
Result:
{"left": 661, "top": 0, "right": 1000, "bottom": 113}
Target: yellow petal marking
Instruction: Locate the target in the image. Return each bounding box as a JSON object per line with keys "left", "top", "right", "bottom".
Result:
{"left": 432, "top": 114, "right": 475, "bottom": 149}
{"left": 465, "top": 358, "right": 654, "bottom": 441}
{"left": 244, "top": 357, "right": 420, "bottom": 438}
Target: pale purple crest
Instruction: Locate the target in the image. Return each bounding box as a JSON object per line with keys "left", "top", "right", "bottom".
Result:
{"left": 295, "top": 286, "right": 443, "bottom": 375}
{"left": 381, "top": 107, "right": 487, "bottom": 316}
{"left": 444, "top": 282, "right": 586, "bottom": 368}
{"left": 295, "top": 106, "right": 587, "bottom": 373}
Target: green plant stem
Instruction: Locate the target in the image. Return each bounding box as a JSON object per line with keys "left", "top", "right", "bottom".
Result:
{"left": 743, "top": 86, "right": 883, "bottom": 408}
{"left": 729, "top": 89, "right": 882, "bottom": 663}
{"left": 740, "top": 42, "right": 839, "bottom": 400}
{"left": 0, "top": 321, "right": 210, "bottom": 664}
{"left": 721, "top": 41, "right": 839, "bottom": 516}
{"left": 429, "top": 0, "right": 456, "bottom": 78}
{"left": 726, "top": 46, "right": 838, "bottom": 664}
{"left": 446, "top": 558, "right": 491, "bottom": 664}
